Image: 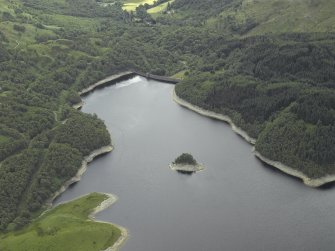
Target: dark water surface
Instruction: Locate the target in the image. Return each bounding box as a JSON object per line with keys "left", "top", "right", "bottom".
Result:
{"left": 56, "top": 76, "right": 335, "bottom": 251}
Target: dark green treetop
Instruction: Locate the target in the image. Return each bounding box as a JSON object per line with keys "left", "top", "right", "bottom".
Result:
{"left": 173, "top": 153, "right": 197, "bottom": 165}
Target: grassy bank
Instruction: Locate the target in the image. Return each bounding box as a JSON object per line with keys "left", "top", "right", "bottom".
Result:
{"left": 0, "top": 193, "right": 124, "bottom": 251}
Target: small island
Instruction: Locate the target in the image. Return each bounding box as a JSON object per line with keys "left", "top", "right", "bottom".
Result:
{"left": 169, "top": 153, "right": 204, "bottom": 173}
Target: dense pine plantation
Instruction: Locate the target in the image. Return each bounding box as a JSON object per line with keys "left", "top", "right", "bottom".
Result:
{"left": 0, "top": 0, "right": 334, "bottom": 232}
{"left": 175, "top": 33, "right": 335, "bottom": 177}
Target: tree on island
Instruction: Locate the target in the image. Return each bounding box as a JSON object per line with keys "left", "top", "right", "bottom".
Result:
{"left": 173, "top": 153, "right": 197, "bottom": 165}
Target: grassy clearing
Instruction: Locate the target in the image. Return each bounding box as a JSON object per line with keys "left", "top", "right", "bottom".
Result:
{"left": 0, "top": 91, "right": 12, "bottom": 97}
{"left": 40, "top": 14, "right": 101, "bottom": 31}
{"left": 0, "top": 0, "right": 16, "bottom": 14}
{"left": 147, "top": 0, "right": 173, "bottom": 14}
{"left": 0, "top": 14, "right": 57, "bottom": 47}
{"left": 171, "top": 70, "right": 187, "bottom": 80}
{"left": 122, "top": 0, "right": 155, "bottom": 11}
{"left": 0, "top": 135, "right": 10, "bottom": 143}
{"left": 0, "top": 193, "right": 122, "bottom": 251}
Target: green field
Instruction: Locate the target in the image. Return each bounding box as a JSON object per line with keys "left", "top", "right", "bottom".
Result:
{"left": 122, "top": 0, "right": 156, "bottom": 11}
{"left": 0, "top": 193, "right": 122, "bottom": 251}
{"left": 147, "top": 0, "right": 174, "bottom": 14}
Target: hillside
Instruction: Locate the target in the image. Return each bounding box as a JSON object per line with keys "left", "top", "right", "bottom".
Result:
{"left": 235, "top": 0, "right": 335, "bottom": 34}
{"left": 170, "top": 0, "right": 335, "bottom": 35}
{"left": 0, "top": 0, "right": 334, "bottom": 237}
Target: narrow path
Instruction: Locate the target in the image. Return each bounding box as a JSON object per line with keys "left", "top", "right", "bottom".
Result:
{"left": 14, "top": 40, "right": 20, "bottom": 49}
{"left": 53, "top": 111, "right": 58, "bottom": 122}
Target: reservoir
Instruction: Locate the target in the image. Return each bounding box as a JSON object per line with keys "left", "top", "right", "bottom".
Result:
{"left": 56, "top": 76, "right": 335, "bottom": 251}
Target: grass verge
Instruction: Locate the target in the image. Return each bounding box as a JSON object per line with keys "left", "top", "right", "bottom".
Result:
{"left": 0, "top": 193, "right": 123, "bottom": 251}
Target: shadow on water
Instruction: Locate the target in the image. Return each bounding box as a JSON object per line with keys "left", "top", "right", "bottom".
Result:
{"left": 176, "top": 170, "right": 194, "bottom": 175}
{"left": 255, "top": 156, "right": 335, "bottom": 190}
{"left": 68, "top": 181, "right": 78, "bottom": 188}
{"left": 93, "top": 151, "right": 111, "bottom": 160}
{"left": 317, "top": 181, "right": 335, "bottom": 190}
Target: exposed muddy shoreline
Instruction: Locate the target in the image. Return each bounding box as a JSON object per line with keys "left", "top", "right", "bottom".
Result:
{"left": 172, "top": 87, "right": 333, "bottom": 187}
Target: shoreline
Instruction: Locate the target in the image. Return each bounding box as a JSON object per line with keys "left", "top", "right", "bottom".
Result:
{"left": 172, "top": 87, "right": 335, "bottom": 187}
{"left": 48, "top": 193, "right": 128, "bottom": 251}
{"left": 253, "top": 149, "right": 335, "bottom": 187}
{"left": 47, "top": 145, "right": 113, "bottom": 206}
{"left": 47, "top": 72, "right": 175, "bottom": 249}
{"left": 89, "top": 193, "right": 128, "bottom": 251}
{"left": 78, "top": 70, "right": 180, "bottom": 97}
{"left": 72, "top": 100, "right": 84, "bottom": 110}
{"left": 79, "top": 71, "right": 135, "bottom": 96}
{"left": 133, "top": 71, "right": 180, "bottom": 84}
{"left": 169, "top": 163, "right": 204, "bottom": 172}
{"left": 172, "top": 88, "right": 256, "bottom": 144}
{"left": 45, "top": 146, "right": 129, "bottom": 250}
{"left": 73, "top": 71, "right": 179, "bottom": 110}
{"left": 73, "top": 71, "right": 135, "bottom": 110}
